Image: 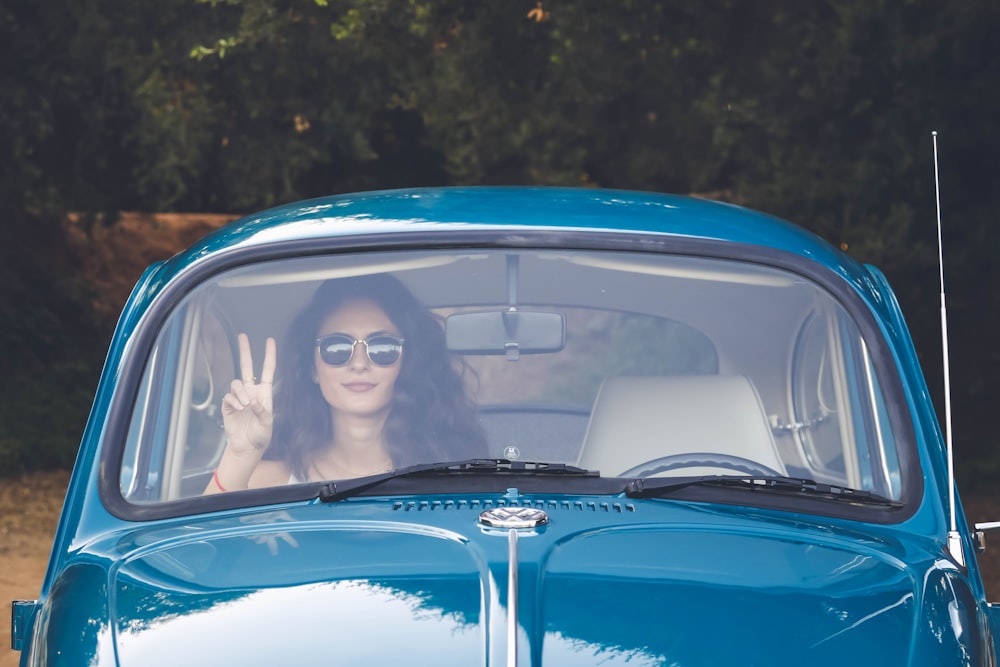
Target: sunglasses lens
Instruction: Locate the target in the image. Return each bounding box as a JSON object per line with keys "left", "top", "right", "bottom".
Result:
{"left": 365, "top": 336, "right": 403, "bottom": 366}
{"left": 318, "top": 335, "right": 356, "bottom": 366}
{"left": 317, "top": 334, "right": 403, "bottom": 366}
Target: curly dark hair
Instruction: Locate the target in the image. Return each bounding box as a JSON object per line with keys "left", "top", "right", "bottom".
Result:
{"left": 267, "top": 273, "right": 486, "bottom": 479}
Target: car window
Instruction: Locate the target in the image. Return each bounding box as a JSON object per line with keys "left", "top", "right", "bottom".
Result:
{"left": 789, "top": 308, "right": 903, "bottom": 498}
{"left": 457, "top": 307, "right": 718, "bottom": 407}
{"left": 119, "top": 249, "right": 907, "bottom": 506}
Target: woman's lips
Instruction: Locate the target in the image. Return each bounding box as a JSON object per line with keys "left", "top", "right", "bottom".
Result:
{"left": 343, "top": 382, "right": 376, "bottom": 392}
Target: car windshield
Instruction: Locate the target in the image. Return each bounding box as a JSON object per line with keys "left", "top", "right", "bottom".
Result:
{"left": 120, "top": 248, "right": 905, "bottom": 506}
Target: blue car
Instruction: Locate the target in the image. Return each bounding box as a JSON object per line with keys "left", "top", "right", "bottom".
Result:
{"left": 11, "top": 187, "right": 1000, "bottom": 665}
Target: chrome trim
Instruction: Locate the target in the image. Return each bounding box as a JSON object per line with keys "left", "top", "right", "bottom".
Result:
{"left": 476, "top": 502, "right": 547, "bottom": 664}
{"left": 478, "top": 506, "right": 549, "bottom": 529}
{"left": 507, "top": 528, "right": 518, "bottom": 667}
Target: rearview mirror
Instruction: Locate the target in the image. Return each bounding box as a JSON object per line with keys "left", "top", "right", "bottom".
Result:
{"left": 446, "top": 309, "right": 565, "bottom": 360}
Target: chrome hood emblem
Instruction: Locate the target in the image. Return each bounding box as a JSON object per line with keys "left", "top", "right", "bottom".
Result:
{"left": 478, "top": 506, "right": 549, "bottom": 529}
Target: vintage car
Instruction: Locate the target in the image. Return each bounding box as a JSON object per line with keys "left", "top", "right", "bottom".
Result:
{"left": 10, "top": 187, "right": 1000, "bottom": 665}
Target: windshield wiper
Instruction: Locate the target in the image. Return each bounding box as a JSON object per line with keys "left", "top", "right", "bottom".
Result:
{"left": 318, "top": 458, "right": 597, "bottom": 503}
{"left": 623, "top": 475, "right": 903, "bottom": 508}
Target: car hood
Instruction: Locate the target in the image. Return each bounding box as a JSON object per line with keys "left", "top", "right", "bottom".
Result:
{"left": 108, "top": 499, "right": 966, "bottom": 666}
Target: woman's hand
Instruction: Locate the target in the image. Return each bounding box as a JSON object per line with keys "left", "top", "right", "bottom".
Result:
{"left": 221, "top": 333, "right": 277, "bottom": 457}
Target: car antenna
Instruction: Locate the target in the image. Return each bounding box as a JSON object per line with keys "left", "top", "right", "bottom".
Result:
{"left": 933, "top": 131, "right": 964, "bottom": 567}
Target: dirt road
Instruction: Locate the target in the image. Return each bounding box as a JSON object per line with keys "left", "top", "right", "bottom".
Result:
{"left": 1, "top": 471, "right": 70, "bottom": 667}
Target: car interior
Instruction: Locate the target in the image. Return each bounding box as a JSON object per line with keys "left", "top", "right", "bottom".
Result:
{"left": 119, "top": 248, "right": 903, "bottom": 504}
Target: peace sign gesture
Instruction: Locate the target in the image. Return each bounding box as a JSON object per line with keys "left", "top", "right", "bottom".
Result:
{"left": 221, "top": 333, "right": 277, "bottom": 457}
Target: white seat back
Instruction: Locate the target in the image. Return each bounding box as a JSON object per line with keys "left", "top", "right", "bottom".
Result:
{"left": 576, "top": 375, "right": 787, "bottom": 477}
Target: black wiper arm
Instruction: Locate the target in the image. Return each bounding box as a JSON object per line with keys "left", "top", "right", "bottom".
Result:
{"left": 624, "top": 475, "right": 903, "bottom": 508}
{"left": 318, "top": 458, "right": 596, "bottom": 503}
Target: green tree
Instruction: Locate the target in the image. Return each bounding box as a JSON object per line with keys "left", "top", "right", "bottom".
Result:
{"left": 2, "top": 0, "right": 1000, "bottom": 476}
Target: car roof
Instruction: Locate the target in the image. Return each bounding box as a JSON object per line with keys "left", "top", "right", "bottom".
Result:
{"left": 176, "top": 187, "right": 846, "bottom": 261}
{"left": 128, "top": 187, "right": 884, "bottom": 324}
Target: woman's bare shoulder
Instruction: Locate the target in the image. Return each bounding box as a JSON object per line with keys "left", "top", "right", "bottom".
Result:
{"left": 249, "top": 459, "right": 295, "bottom": 488}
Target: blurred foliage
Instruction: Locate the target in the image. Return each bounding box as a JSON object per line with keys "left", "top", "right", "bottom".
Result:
{"left": 0, "top": 0, "right": 999, "bottom": 486}
{"left": 0, "top": 209, "right": 108, "bottom": 471}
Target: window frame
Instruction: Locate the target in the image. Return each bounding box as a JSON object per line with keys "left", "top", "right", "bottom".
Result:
{"left": 98, "top": 229, "right": 924, "bottom": 523}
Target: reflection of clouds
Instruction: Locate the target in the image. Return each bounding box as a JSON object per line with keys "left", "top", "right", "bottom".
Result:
{"left": 543, "top": 631, "right": 667, "bottom": 666}
{"left": 246, "top": 530, "right": 299, "bottom": 555}
{"left": 117, "top": 580, "right": 481, "bottom": 666}
{"left": 809, "top": 593, "right": 912, "bottom": 648}
{"left": 364, "top": 581, "right": 472, "bottom": 628}
{"left": 239, "top": 510, "right": 300, "bottom": 555}
{"left": 89, "top": 625, "right": 118, "bottom": 667}
{"left": 922, "top": 565, "right": 976, "bottom": 661}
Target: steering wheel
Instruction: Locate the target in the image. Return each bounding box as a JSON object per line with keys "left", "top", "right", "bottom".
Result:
{"left": 619, "top": 452, "right": 782, "bottom": 478}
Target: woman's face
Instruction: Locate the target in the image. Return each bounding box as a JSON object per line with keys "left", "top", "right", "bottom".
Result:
{"left": 313, "top": 297, "right": 403, "bottom": 419}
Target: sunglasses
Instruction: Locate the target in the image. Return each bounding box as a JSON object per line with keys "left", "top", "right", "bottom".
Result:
{"left": 315, "top": 333, "right": 405, "bottom": 367}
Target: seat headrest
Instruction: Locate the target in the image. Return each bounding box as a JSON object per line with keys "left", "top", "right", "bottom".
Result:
{"left": 576, "top": 375, "right": 786, "bottom": 477}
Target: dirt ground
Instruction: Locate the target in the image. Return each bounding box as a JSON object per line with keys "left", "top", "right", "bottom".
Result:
{"left": 64, "top": 211, "right": 236, "bottom": 319}
{"left": 1, "top": 471, "right": 71, "bottom": 667}
{"left": 2, "top": 471, "right": 1000, "bottom": 665}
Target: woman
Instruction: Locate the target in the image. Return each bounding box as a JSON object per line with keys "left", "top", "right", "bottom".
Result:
{"left": 207, "top": 273, "right": 486, "bottom": 492}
